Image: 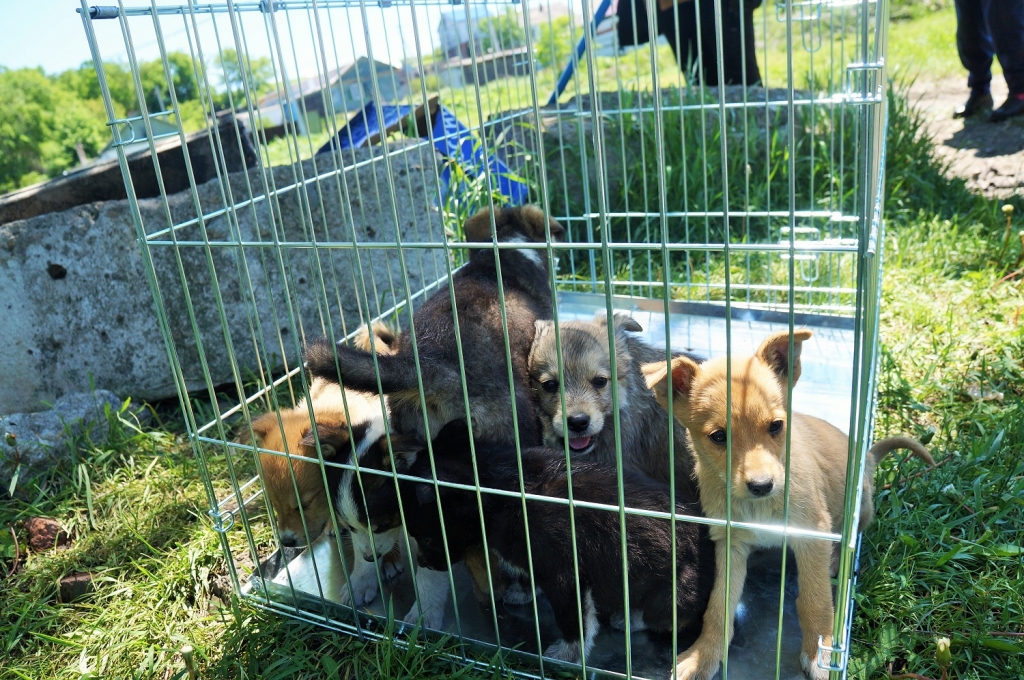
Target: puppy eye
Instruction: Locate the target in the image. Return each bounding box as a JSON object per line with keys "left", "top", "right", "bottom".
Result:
{"left": 769, "top": 420, "right": 784, "bottom": 435}
{"left": 542, "top": 380, "right": 559, "bottom": 393}
{"left": 591, "top": 376, "right": 609, "bottom": 389}
{"left": 708, "top": 430, "right": 727, "bottom": 444}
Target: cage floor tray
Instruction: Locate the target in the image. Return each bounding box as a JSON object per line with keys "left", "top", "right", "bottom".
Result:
{"left": 257, "top": 296, "right": 857, "bottom": 679}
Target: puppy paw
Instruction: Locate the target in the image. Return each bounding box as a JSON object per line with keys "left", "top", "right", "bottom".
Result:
{"left": 339, "top": 559, "right": 379, "bottom": 607}
{"left": 380, "top": 555, "right": 405, "bottom": 585}
{"left": 672, "top": 646, "right": 720, "bottom": 680}
{"left": 402, "top": 603, "right": 445, "bottom": 631}
{"left": 800, "top": 649, "right": 831, "bottom": 680}
{"left": 543, "top": 639, "right": 582, "bottom": 664}
{"left": 501, "top": 579, "right": 535, "bottom": 605}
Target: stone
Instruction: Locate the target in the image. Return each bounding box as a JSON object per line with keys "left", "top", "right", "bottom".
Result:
{"left": 0, "top": 120, "right": 257, "bottom": 227}
{"left": 0, "top": 140, "right": 446, "bottom": 415}
{"left": 0, "top": 390, "right": 123, "bottom": 493}
{"left": 25, "top": 517, "right": 71, "bottom": 551}
{"left": 58, "top": 572, "right": 96, "bottom": 603}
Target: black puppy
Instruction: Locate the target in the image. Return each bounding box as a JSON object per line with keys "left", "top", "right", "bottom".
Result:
{"left": 305, "top": 205, "right": 564, "bottom": 447}
{"left": 356, "top": 420, "right": 716, "bottom": 663}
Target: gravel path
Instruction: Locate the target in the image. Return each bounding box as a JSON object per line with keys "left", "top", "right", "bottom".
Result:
{"left": 909, "top": 77, "right": 1024, "bottom": 198}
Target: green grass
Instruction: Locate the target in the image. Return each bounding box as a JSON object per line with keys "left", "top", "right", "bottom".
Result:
{"left": 4, "top": 8, "right": 1024, "bottom": 680}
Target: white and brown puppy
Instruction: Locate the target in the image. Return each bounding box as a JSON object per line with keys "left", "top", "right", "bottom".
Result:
{"left": 304, "top": 205, "right": 564, "bottom": 447}
{"left": 644, "top": 330, "right": 933, "bottom": 680}
{"left": 248, "top": 322, "right": 401, "bottom": 607}
{"left": 529, "top": 312, "right": 701, "bottom": 501}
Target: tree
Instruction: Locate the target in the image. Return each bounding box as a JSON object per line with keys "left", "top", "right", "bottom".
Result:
{"left": 55, "top": 61, "right": 138, "bottom": 116}
{"left": 480, "top": 11, "right": 527, "bottom": 53}
{"left": 216, "top": 48, "right": 274, "bottom": 109}
{"left": 0, "top": 68, "right": 108, "bottom": 192}
{"left": 537, "top": 16, "right": 574, "bottom": 70}
{"left": 139, "top": 51, "right": 202, "bottom": 112}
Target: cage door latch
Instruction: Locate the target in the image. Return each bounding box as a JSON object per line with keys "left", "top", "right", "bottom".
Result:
{"left": 845, "top": 60, "right": 885, "bottom": 103}
{"left": 209, "top": 508, "right": 235, "bottom": 533}
{"left": 816, "top": 635, "right": 849, "bottom": 672}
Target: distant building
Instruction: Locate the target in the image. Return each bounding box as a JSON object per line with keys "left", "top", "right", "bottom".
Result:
{"left": 438, "top": 6, "right": 496, "bottom": 59}
{"left": 436, "top": 47, "right": 533, "bottom": 89}
{"left": 236, "top": 57, "right": 410, "bottom": 135}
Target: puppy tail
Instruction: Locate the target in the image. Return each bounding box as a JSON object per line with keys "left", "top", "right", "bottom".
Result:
{"left": 305, "top": 337, "right": 417, "bottom": 393}
{"left": 868, "top": 436, "right": 935, "bottom": 467}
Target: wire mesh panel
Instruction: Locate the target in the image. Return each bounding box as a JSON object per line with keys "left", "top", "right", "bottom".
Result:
{"left": 79, "top": 0, "right": 890, "bottom": 676}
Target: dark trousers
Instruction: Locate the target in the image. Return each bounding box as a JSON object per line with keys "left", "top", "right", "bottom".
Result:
{"left": 955, "top": 0, "right": 1024, "bottom": 94}
{"left": 662, "top": 0, "right": 762, "bottom": 87}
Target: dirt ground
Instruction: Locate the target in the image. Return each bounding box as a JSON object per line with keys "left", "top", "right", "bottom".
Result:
{"left": 909, "top": 78, "right": 1024, "bottom": 198}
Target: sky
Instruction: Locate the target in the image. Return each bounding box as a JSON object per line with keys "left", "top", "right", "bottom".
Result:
{"left": 0, "top": 0, "right": 584, "bottom": 79}
{"left": 0, "top": 1, "right": 458, "bottom": 78}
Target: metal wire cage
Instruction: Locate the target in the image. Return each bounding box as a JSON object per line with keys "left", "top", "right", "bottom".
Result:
{"left": 79, "top": 0, "right": 889, "bottom": 676}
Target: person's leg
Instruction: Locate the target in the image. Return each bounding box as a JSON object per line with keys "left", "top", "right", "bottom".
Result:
{"left": 954, "top": 0, "right": 996, "bottom": 117}
{"left": 956, "top": 0, "right": 995, "bottom": 90}
{"left": 986, "top": 0, "right": 1024, "bottom": 93}
{"left": 696, "top": 0, "right": 722, "bottom": 86}
{"left": 986, "top": 0, "right": 1024, "bottom": 120}
{"left": 660, "top": 0, "right": 701, "bottom": 84}
{"left": 740, "top": 0, "right": 762, "bottom": 86}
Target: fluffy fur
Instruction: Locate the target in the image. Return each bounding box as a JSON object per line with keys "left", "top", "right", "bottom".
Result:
{"left": 246, "top": 322, "right": 401, "bottom": 606}
{"left": 356, "top": 420, "right": 716, "bottom": 662}
{"left": 304, "top": 205, "right": 565, "bottom": 446}
{"left": 529, "top": 312, "right": 702, "bottom": 501}
{"left": 644, "top": 329, "right": 933, "bottom": 680}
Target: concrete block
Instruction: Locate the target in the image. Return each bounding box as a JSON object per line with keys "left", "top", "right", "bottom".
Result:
{"left": 0, "top": 140, "right": 446, "bottom": 414}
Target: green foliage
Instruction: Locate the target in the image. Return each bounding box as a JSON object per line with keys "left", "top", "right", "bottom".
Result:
{"left": 536, "top": 16, "right": 575, "bottom": 70}
{"left": 0, "top": 67, "right": 108, "bottom": 192}
{"left": 215, "top": 47, "right": 274, "bottom": 110}
{"left": 479, "top": 11, "right": 527, "bottom": 53}
{"left": 138, "top": 51, "right": 202, "bottom": 113}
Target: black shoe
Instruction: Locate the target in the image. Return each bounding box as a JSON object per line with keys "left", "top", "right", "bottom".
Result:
{"left": 953, "top": 89, "right": 993, "bottom": 118}
{"left": 990, "top": 94, "right": 1024, "bottom": 122}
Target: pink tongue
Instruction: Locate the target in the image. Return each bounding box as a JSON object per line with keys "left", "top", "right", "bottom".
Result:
{"left": 569, "top": 436, "right": 592, "bottom": 451}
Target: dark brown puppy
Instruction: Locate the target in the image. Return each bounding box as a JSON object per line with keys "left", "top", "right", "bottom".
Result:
{"left": 305, "top": 205, "right": 564, "bottom": 446}
{"left": 354, "top": 420, "right": 716, "bottom": 663}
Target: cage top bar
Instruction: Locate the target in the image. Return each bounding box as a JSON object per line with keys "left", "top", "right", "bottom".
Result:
{"left": 80, "top": 0, "right": 524, "bottom": 19}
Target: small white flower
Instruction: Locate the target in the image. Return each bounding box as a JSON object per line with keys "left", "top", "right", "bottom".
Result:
{"left": 941, "top": 484, "right": 958, "bottom": 496}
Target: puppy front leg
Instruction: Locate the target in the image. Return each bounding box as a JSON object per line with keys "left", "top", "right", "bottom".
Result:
{"left": 402, "top": 566, "right": 450, "bottom": 631}
{"left": 793, "top": 538, "right": 835, "bottom": 680}
{"left": 339, "top": 553, "right": 380, "bottom": 607}
{"left": 543, "top": 587, "right": 599, "bottom": 665}
{"left": 672, "top": 540, "right": 750, "bottom": 680}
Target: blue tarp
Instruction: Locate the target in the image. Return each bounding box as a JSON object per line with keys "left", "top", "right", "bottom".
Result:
{"left": 317, "top": 101, "right": 528, "bottom": 206}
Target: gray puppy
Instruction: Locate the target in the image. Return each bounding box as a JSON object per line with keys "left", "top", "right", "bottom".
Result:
{"left": 305, "top": 205, "right": 564, "bottom": 446}
{"left": 528, "top": 312, "right": 701, "bottom": 501}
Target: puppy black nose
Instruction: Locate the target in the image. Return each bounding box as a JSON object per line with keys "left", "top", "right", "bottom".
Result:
{"left": 566, "top": 414, "right": 590, "bottom": 432}
{"left": 746, "top": 479, "right": 774, "bottom": 497}
{"left": 280, "top": 534, "right": 298, "bottom": 547}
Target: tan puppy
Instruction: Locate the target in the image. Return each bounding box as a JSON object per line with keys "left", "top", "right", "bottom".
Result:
{"left": 644, "top": 329, "right": 933, "bottom": 680}
{"left": 247, "top": 321, "right": 399, "bottom": 606}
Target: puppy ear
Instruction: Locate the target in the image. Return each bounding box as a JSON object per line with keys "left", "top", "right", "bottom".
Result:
{"left": 242, "top": 411, "right": 279, "bottom": 446}
{"left": 593, "top": 311, "right": 643, "bottom": 334}
{"left": 298, "top": 420, "right": 352, "bottom": 459}
{"left": 463, "top": 207, "right": 499, "bottom": 242}
{"left": 755, "top": 329, "right": 813, "bottom": 386}
{"left": 518, "top": 205, "right": 565, "bottom": 244}
{"left": 644, "top": 356, "right": 700, "bottom": 410}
